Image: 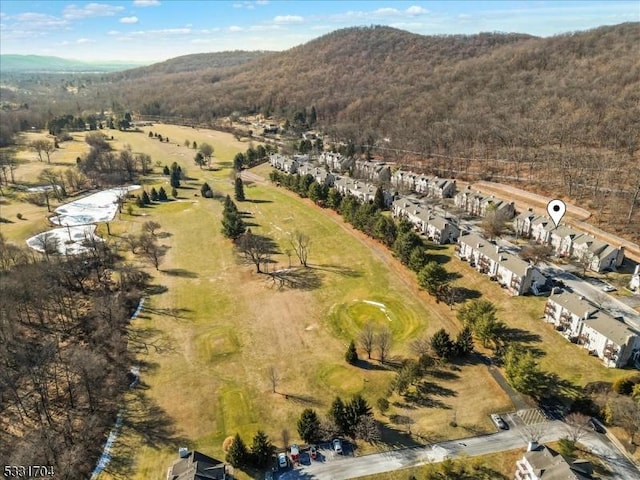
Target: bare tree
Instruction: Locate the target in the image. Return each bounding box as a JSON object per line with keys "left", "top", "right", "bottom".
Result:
{"left": 289, "top": 231, "right": 311, "bottom": 267}
{"left": 520, "top": 422, "right": 547, "bottom": 444}
{"left": 375, "top": 326, "right": 393, "bottom": 364}
{"left": 564, "top": 412, "right": 591, "bottom": 443}
{"left": 30, "top": 139, "right": 55, "bottom": 163}
{"left": 354, "top": 415, "right": 381, "bottom": 443}
{"left": 142, "top": 220, "right": 162, "bottom": 237}
{"left": 137, "top": 233, "right": 164, "bottom": 270}
{"left": 519, "top": 243, "right": 554, "bottom": 266}
{"left": 358, "top": 322, "right": 375, "bottom": 359}
{"left": 409, "top": 335, "right": 431, "bottom": 357}
{"left": 238, "top": 230, "right": 275, "bottom": 273}
{"left": 267, "top": 366, "right": 280, "bottom": 393}
{"left": 481, "top": 207, "right": 509, "bottom": 240}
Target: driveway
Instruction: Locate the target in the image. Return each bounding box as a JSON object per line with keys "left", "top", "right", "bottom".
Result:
{"left": 274, "top": 421, "right": 639, "bottom": 480}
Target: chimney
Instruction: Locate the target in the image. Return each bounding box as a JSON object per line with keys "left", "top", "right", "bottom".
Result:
{"left": 179, "top": 447, "right": 189, "bottom": 458}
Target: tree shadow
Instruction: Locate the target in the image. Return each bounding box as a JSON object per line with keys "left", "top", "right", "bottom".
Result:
{"left": 127, "top": 324, "right": 175, "bottom": 356}
{"left": 143, "top": 284, "right": 168, "bottom": 296}
{"left": 106, "top": 390, "right": 191, "bottom": 478}
{"left": 245, "top": 198, "right": 273, "bottom": 204}
{"left": 310, "top": 264, "right": 362, "bottom": 278}
{"left": 266, "top": 267, "right": 322, "bottom": 291}
{"left": 379, "top": 423, "right": 424, "bottom": 448}
{"left": 430, "top": 254, "right": 452, "bottom": 264}
{"left": 280, "top": 392, "right": 323, "bottom": 407}
{"left": 428, "top": 369, "right": 460, "bottom": 381}
{"left": 140, "top": 305, "right": 193, "bottom": 321}
{"left": 162, "top": 268, "right": 198, "bottom": 278}
{"left": 353, "top": 358, "right": 392, "bottom": 371}
{"left": 416, "top": 380, "right": 457, "bottom": 398}
{"left": 156, "top": 231, "right": 172, "bottom": 239}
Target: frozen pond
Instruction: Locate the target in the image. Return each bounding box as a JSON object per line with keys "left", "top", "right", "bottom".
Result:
{"left": 50, "top": 186, "right": 140, "bottom": 227}
{"left": 26, "top": 185, "right": 140, "bottom": 255}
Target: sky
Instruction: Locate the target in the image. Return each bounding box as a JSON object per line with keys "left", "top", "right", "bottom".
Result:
{"left": 1, "top": 1, "right": 638, "bottom": 63}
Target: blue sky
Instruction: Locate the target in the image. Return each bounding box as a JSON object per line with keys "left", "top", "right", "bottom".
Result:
{"left": 1, "top": 1, "right": 638, "bottom": 62}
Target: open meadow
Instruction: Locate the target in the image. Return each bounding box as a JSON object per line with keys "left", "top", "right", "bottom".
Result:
{"left": 1, "top": 125, "right": 629, "bottom": 479}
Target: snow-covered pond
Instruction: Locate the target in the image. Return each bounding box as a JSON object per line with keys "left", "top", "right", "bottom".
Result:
{"left": 50, "top": 186, "right": 140, "bottom": 227}
{"left": 26, "top": 185, "right": 140, "bottom": 255}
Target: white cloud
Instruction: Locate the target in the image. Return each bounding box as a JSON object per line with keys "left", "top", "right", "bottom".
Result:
{"left": 77, "top": 37, "right": 95, "bottom": 44}
{"left": 13, "top": 12, "right": 68, "bottom": 27}
{"left": 406, "top": 6, "right": 429, "bottom": 16}
{"left": 273, "top": 15, "right": 304, "bottom": 24}
{"left": 107, "top": 30, "right": 119, "bottom": 35}
{"left": 63, "top": 3, "right": 125, "bottom": 19}
{"left": 234, "top": 0, "right": 268, "bottom": 8}
{"left": 373, "top": 8, "right": 400, "bottom": 16}
{"left": 133, "top": 0, "right": 161, "bottom": 6}
{"left": 458, "top": 13, "right": 472, "bottom": 20}
{"left": 120, "top": 16, "right": 139, "bottom": 24}
{"left": 256, "top": 0, "right": 269, "bottom": 4}
{"left": 228, "top": 25, "right": 243, "bottom": 32}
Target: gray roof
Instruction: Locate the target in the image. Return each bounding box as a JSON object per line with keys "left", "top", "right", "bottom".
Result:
{"left": 548, "top": 291, "right": 598, "bottom": 319}
{"left": 168, "top": 451, "right": 226, "bottom": 480}
{"left": 458, "top": 233, "right": 535, "bottom": 277}
{"left": 524, "top": 445, "right": 593, "bottom": 480}
{"left": 584, "top": 311, "right": 638, "bottom": 347}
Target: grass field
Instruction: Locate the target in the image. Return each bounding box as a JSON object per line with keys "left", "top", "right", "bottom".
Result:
{"left": 1, "top": 126, "right": 627, "bottom": 479}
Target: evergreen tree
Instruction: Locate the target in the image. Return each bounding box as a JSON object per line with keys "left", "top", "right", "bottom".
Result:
{"left": 373, "top": 186, "right": 385, "bottom": 210}
{"left": 327, "top": 188, "right": 343, "bottom": 210}
{"left": 224, "top": 195, "right": 237, "bottom": 214}
{"left": 163, "top": 165, "right": 170, "bottom": 175}
{"left": 201, "top": 182, "right": 212, "bottom": 198}
{"left": 250, "top": 430, "right": 275, "bottom": 468}
{"left": 418, "top": 262, "right": 450, "bottom": 297}
{"left": 150, "top": 187, "right": 159, "bottom": 202}
{"left": 135, "top": 195, "right": 144, "bottom": 208}
{"left": 329, "top": 397, "right": 348, "bottom": 434}
{"left": 141, "top": 190, "right": 151, "bottom": 205}
{"left": 170, "top": 169, "right": 180, "bottom": 188}
{"left": 233, "top": 152, "right": 245, "bottom": 171}
{"left": 235, "top": 177, "right": 245, "bottom": 201}
{"left": 455, "top": 326, "right": 474, "bottom": 356}
{"left": 297, "top": 409, "right": 322, "bottom": 444}
{"left": 158, "top": 187, "right": 168, "bottom": 201}
{"left": 226, "top": 433, "right": 249, "bottom": 468}
{"left": 431, "top": 328, "right": 455, "bottom": 360}
{"left": 408, "top": 247, "right": 429, "bottom": 272}
{"left": 345, "top": 340, "right": 358, "bottom": 364}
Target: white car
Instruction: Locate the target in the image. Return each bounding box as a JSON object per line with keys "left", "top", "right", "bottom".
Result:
{"left": 277, "top": 452, "right": 288, "bottom": 468}
{"left": 602, "top": 284, "right": 616, "bottom": 292}
{"left": 332, "top": 438, "right": 343, "bottom": 454}
{"left": 491, "top": 414, "right": 508, "bottom": 430}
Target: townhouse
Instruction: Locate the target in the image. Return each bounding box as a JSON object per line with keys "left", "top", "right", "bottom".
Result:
{"left": 571, "top": 234, "right": 624, "bottom": 272}
{"left": 391, "top": 197, "right": 459, "bottom": 244}
{"left": 457, "top": 233, "right": 546, "bottom": 296}
{"left": 319, "top": 151, "right": 354, "bottom": 172}
{"left": 454, "top": 187, "right": 515, "bottom": 218}
{"left": 544, "top": 290, "right": 640, "bottom": 368}
{"left": 269, "top": 153, "right": 299, "bottom": 174}
{"left": 513, "top": 209, "right": 538, "bottom": 238}
{"left": 297, "top": 164, "right": 335, "bottom": 186}
{"left": 415, "top": 175, "right": 457, "bottom": 198}
{"left": 334, "top": 177, "right": 394, "bottom": 207}
{"left": 354, "top": 160, "right": 392, "bottom": 184}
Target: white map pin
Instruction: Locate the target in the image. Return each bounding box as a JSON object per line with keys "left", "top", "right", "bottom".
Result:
{"left": 547, "top": 199, "right": 566, "bottom": 228}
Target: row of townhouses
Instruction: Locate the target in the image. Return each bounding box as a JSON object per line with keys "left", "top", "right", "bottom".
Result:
{"left": 318, "top": 151, "right": 353, "bottom": 172}
{"left": 457, "top": 232, "right": 547, "bottom": 296}
{"left": 333, "top": 177, "right": 394, "bottom": 207}
{"left": 353, "top": 160, "right": 392, "bottom": 184}
{"left": 513, "top": 210, "right": 625, "bottom": 272}
{"left": 297, "top": 164, "right": 335, "bottom": 186}
{"left": 454, "top": 186, "right": 516, "bottom": 218}
{"left": 544, "top": 290, "right": 640, "bottom": 368}
{"left": 391, "top": 169, "right": 457, "bottom": 198}
{"left": 392, "top": 196, "right": 460, "bottom": 245}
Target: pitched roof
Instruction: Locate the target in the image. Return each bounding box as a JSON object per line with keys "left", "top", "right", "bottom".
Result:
{"left": 167, "top": 451, "right": 226, "bottom": 480}
{"left": 548, "top": 291, "right": 598, "bottom": 318}
{"left": 458, "top": 233, "right": 536, "bottom": 278}
{"left": 584, "top": 311, "right": 638, "bottom": 347}
{"left": 524, "top": 445, "right": 593, "bottom": 480}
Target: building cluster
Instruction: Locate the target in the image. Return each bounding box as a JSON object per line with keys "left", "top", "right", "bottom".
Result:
{"left": 454, "top": 186, "right": 516, "bottom": 218}
{"left": 392, "top": 197, "right": 460, "bottom": 245}
{"left": 513, "top": 209, "right": 625, "bottom": 273}
{"left": 391, "top": 168, "right": 457, "bottom": 198}
{"left": 544, "top": 290, "right": 640, "bottom": 368}
{"left": 457, "top": 232, "right": 547, "bottom": 296}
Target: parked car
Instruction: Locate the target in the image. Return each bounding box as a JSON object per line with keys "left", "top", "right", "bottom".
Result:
{"left": 309, "top": 445, "right": 318, "bottom": 460}
{"left": 277, "top": 452, "right": 288, "bottom": 468}
{"left": 332, "top": 438, "right": 343, "bottom": 454}
{"left": 491, "top": 414, "right": 508, "bottom": 430}
{"left": 290, "top": 444, "right": 300, "bottom": 463}
{"left": 589, "top": 418, "right": 606, "bottom": 433}
{"left": 602, "top": 283, "right": 616, "bottom": 292}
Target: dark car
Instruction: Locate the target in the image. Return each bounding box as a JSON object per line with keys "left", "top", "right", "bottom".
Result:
{"left": 589, "top": 418, "right": 605, "bottom": 433}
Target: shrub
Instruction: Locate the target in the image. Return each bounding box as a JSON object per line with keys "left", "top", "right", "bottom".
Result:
{"left": 16, "top": 213, "right": 23, "bottom": 220}
{"left": 377, "top": 397, "right": 389, "bottom": 413}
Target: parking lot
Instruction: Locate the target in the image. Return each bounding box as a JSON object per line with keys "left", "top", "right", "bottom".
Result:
{"left": 274, "top": 442, "right": 354, "bottom": 480}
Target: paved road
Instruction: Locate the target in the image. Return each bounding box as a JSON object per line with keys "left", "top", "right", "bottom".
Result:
{"left": 276, "top": 421, "right": 639, "bottom": 479}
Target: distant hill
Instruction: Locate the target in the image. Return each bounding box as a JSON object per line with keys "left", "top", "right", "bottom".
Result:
{"left": 0, "top": 55, "right": 147, "bottom": 73}
{"left": 110, "top": 50, "right": 272, "bottom": 80}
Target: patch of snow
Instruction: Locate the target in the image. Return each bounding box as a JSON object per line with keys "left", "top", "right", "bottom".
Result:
{"left": 363, "top": 300, "right": 392, "bottom": 322}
